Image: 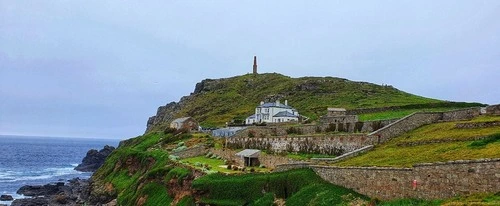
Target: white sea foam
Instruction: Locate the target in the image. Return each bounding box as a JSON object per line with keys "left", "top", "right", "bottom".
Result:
{"left": 0, "top": 167, "right": 84, "bottom": 182}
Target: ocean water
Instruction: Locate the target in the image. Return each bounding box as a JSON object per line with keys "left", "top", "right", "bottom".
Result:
{"left": 0, "top": 135, "right": 119, "bottom": 205}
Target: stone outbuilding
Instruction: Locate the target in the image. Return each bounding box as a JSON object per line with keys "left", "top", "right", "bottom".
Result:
{"left": 327, "top": 108, "right": 347, "bottom": 116}
{"left": 235, "top": 149, "right": 261, "bottom": 166}
{"left": 170, "top": 117, "right": 199, "bottom": 131}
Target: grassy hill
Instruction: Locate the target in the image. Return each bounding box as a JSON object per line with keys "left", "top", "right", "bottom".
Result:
{"left": 147, "top": 73, "right": 481, "bottom": 132}
{"left": 336, "top": 115, "right": 500, "bottom": 167}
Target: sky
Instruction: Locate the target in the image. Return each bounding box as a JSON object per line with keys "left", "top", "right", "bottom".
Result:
{"left": 1, "top": 1, "right": 499, "bottom": 139}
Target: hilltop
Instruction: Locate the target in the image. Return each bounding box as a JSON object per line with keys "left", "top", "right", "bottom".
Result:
{"left": 146, "top": 73, "right": 480, "bottom": 132}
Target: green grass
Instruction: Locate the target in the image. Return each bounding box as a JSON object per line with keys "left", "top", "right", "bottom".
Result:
{"left": 147, "top": 73, "right": 474, "bottom": 131}
{"left": 192, "top": 168, "right": 368, "bottom": 205}
{"left": 337, "top": 116, "right": 500, "bottom": 167}
{"left": 380, "top": 192, "right": 500, "bottom": 206}
{"left": 358, "top": 107, "right": 466, "bottom": 121}
{"left": 140, "top": 182, "right": 172, "bottom": 206}
{"left": 182, "top": 156, "right": 271, "bottom": 173}
{"left": 286, "top": 184, "right": 368, "bottom": 206}
{"left": 286, "top": 153, "right": 337, "bottom": 160}
{"left": 379, "top": 198, "right": 442, "bottom": 206}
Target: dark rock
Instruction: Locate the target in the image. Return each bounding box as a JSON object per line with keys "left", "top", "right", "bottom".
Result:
{"left": 17, "top": 183, "right": 64, "bottom": 196}
{"left": 13, "top": 178, "right": 91, "bottom": 206}
{"left": 11, "top": 197, "right": 49, "bottom": 206}
{"left": 0, "top": 194, "right": 13, "bottom": 201}
{"left": 74, "top": 145, "right": 115, "bottom": 172}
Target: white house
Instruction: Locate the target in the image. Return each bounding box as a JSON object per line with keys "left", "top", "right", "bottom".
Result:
{"left": 245, "top": 100, "right": 299, "bottom": 124}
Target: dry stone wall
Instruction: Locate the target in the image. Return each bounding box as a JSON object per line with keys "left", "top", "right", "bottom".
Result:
{"left": 369, "top": 108, "right": 482, "bottom": 143}
{"left": 227, "top": 134, "right": 373, "bottom": 155}
{"left": 311, "top": 158, "right": 500, "bottom": 200}
{"left": 486, "top": 104, "right": 500, "bottom": 115}
{"left": 172, "top": 146, "right": 207, "bottom": 159}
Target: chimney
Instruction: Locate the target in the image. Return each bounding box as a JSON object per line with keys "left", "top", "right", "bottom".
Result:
{"left": 253, "top": 56, "right": 258, "bottom": 75}
{"left": 260, "top": 101, "right": 264, "bottom": 105}
{"left": 285, "top": 100, "right": 288, "bottom": 106}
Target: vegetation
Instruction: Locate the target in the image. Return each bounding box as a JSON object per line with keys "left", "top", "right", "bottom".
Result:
{"left": 148, "top": 73, "right": 483, "bottom": 131}
{"left": 337, "top": 116, "right": 500, "bottom": 167}
{"left": 191, "top": 168, "right": 368, "bottom": 205}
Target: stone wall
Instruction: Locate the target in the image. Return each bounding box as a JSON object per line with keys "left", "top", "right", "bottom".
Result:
{"left": 233, "top": 119, "right": 396, "bottom": 139}
{"left": 311, "top": 158, "right": 500, "bottom": 200}
{"left": 227, "top": 134, "right": 372, "bottom": 155}
{"left": 486, "top": 104, "right": 500, "bottom": 115}
{"left": 369, "top": 112, "right": 442, "bottom": 143}
{"left": 454, "top": 121, "right": 500, "bottom": 129}
{"left": 275, "top": 163, "right": 312, "bottom": 172}
{"left": 172, "top": 146, "right": 207, "bottom": 159}
{"left": 209, "top": 148, "right": 295, "bottom": 169}
{"left": 311, "top": 145, "right": 374, "bottom": 163}
{"left": 368, "top": 108, "right": 483, "bottom": 144}
{"left": 441, "top": 107, "right": 480, "bottom": 121}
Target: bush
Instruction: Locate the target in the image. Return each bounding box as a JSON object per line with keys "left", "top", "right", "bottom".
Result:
{"left": 227, "top": 165, "right": 232, "bottom": 169}
{"left": 249, "top": 168, "right": 255, "bottom": 172}
{"left": 177, "top": 141, "right": 185, "bottom": 147}
{"left": 172, "top": 146, "right": 187, "bottom": 153}
{"left": 168, "top": 155, "right": 180, "bottom": 161}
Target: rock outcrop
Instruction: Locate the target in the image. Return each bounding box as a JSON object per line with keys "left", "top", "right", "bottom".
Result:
{"left": 0, "top": 195, "right": 13, "bottom": 201}
{"left": 74, "top": 145, "right": 115, "bottom": 172}
{"left": 12, "top": 178, "right": 89, "bottom": 206}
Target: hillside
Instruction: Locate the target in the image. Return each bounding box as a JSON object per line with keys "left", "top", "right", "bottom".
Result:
{"left": 146, "top": 73, "right": 478, "bottom": 132}
{"left": 336, "top": 115, "right": 500, "bottom": 167}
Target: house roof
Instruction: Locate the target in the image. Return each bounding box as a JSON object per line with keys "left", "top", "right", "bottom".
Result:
{"left": 273, "top": 111, "right": 298, "bottom": 118}
{"left": 246, "top": 114, "right": 256, "bottom": 119}
{"left": 171, "top": 117, "right": 192, "bottom": 124}
{"left": 257, "top": 102, "right": 293, "bottom": 109}
{"left": 327, "top": 108, "right": 346, "bottom": 112}
{"left": 235, "top": 149, "right": 260, "bottom": 158}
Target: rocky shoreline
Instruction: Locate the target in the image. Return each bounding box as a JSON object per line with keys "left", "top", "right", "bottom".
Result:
{"left": 9, "top": 178, "right": 89, "bottom": 206}
{"left": 1, "top": 145, "right": 115, "bottom": 206}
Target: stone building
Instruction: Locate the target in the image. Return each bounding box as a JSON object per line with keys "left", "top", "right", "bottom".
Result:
{"left": 170, "top": 117, "right": 199, "bottom": 131}
{"left": 320, "top": 108, "right": 358, "bottom": 125}
{"left": 235, "top": 149, "right": 261, "bottom": 166}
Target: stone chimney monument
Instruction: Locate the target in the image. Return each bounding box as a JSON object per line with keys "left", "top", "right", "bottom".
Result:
{"left": 253, "top": 56, "right": 258, "bottom": 75}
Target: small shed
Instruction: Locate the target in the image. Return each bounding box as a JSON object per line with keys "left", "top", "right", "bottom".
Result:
{"left": 170, "top": 117, "right": 199, "bottom": 131}
{"left": 235, "top": 149, "right": 261, "bottom": 166}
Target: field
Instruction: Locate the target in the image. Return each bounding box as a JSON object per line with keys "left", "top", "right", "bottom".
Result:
{"left": 182, "top": 156, "right": 270, "bottom": 173}
{"left": 336, "top": 115, "right": 500, "bottom": 167}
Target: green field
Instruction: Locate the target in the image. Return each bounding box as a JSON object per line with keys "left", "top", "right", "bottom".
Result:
{"left": 336, "top": 115, "right": 500, "bottom": 167}
{"left": 182, "top": 156, "right": 270, "bottom": 173}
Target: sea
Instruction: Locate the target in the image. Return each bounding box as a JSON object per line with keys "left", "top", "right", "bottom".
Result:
{"left": 0, "top": 135, "right": 119, "bottom": 205}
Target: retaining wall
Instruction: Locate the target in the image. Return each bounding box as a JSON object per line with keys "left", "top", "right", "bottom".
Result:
{"left": 311, "top": 159, "right": 500, "bottom": 200}
{"left": 227, "top": 134, "right": 372, "bottom": 155}
{"left": 172, "top": 146, "right": 207, "bottom": 159}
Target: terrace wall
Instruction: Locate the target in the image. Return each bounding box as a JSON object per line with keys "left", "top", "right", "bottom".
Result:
{"left": 310, "top": 158, "right": 500, "bottom": 200}
{"left": 226, "top": 134, "right": 372, "bottom": 155}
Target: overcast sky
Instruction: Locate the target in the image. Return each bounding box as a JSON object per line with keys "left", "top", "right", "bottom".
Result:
{"left": 1, "top": 1, "right": 499, "bottom": 139}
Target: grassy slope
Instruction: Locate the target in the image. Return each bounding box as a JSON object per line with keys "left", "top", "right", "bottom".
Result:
{"left": 336, "top": 115, "right": 500, "bottom": 167}
{"left": 191, "top": 168, "right": 369, "bottom": 206}
{"left": 155, "top": 73, "right": 478, "bottom": 129}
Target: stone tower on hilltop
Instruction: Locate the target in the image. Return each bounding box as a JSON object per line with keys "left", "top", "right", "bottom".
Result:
{"left": 253, "top": 56, "right": 258, "bottom": 75}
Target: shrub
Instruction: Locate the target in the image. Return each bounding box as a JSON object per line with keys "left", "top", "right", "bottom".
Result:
{"left": 227, "top": 165, "right": 232, "bottom": 169}
{"left": 168, "top": 155, "right": 180, "bottom": 161}
{"left": 177, "top": 141, "right": 185, "bottom": 147}
{"left": 249, "top": 168, "right": 255, "bottom": 172}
